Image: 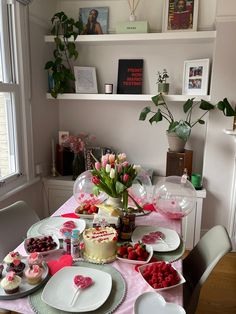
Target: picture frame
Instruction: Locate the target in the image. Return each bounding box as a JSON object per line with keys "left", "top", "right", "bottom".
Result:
{"left": 162, "top": 0, "right": 199, "bottom": 32}
{"left": 58, "top": 131, "right": 69, "bottom": 146}
{"left": 182, "top": 59, "right": 210, "bottom": 95}
{"left": 79, "top": 7, "right": 109, "bottom": 35}
{"left": 84, "top": 147, "right": 113, "bottom": 170}
{"left": 74, "top": 66, "right": 98, "bottom": 94}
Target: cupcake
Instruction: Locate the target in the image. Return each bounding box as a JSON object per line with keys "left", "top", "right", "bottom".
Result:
{"left": 24, "top": 265, "right": 44, "bottom": 285}
{"left": 27, "top": 252, "right": 43, "bottom": 267}
{"left": 0, "top": 263, "right": 4, "bottom": 278}
{"left": 6, "top": 259, "right": 25, "bottom": 277}
{"left": 0, "top": 271, "right": 21, "bottom": 294}
{"left": 3, "top": 251, "right": 21, "bottom": 265}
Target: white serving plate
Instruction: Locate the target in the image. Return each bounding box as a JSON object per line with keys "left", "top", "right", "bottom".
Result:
{"left": 24, "top": 234, "right": 60, "bottom": 256}
{"left": 131, "top": 226, "right": 180, "bottom": 252}
{"left": 134, "top": 292, "right": 186, "bottom": 314}
{"left": 27, "top": 217, "right": 86, "bottom": 239}
{"left": 116, "top": 244, "right": 153, "bottom": 265}
{"left": 0, "top": 260, "right": 49, "bottom": 300}
{"left": 138, "top": 262, "right": 185, "bottom": 292}
{"left": 41, "top": 266, "right": 112, "bottom": 312}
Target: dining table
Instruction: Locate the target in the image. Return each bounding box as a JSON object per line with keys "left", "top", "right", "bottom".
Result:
{"left": 0, "top": 196, "right": 185, "bottom": 314}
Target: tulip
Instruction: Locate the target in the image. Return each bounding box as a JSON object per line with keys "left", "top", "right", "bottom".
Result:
{"left": 122, "top": 161, "right": 129, "bottom": 167}
{"left": 116, "top": 164, "right": 122, "bottom": 173}
{"left": 102, "top": 160, "right": 107, "bottom": 168}
{"left": 92, "top": 176, "right": 100, "bottom": 185}
{"left": 106, "top": 164, "right": 111, "bottom": 173}
{"left": 110, "top": 168, "right": 115, "bottom": 179}
{"left": 108, "top": 154, "right": 115, "bottom": 163}
{"left": 123, "top": 173, "right": 129, "bottom": 183}
{"left": 118, "top": 153, "right": 126, "bottom": 162}
{"left": 95, "top": 162, "right": 101, "bottom": 171}
{"left": 101, "top": 154, "right": 109, "bottom": 163}
{"left": 133, "top": 164, "right": 141, "bottom": 173}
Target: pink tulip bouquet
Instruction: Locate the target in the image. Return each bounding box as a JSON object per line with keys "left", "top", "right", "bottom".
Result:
{"left": 91, "top": 153, "right": 140, "bottom": 210}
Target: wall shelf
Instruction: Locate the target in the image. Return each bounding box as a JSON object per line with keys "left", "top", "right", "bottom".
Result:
{"left": 44, "top": 31, "right": 216, "bottom": 45}
{"left": 46, "top": 93, "right": 211, "bottom": 102}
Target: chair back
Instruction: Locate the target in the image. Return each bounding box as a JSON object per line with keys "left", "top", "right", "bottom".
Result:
{"left": 183, "top": 225, "right": 232, "bottom": 314}
{"left": 0, "top": 200, "right": 39, "bottom": 261}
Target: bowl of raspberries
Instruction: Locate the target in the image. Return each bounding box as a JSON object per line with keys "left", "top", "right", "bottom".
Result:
{"left": 116, "top": 242, "right": 153, "bottom": 265}
{"left": 138, "top": 261, "right": 185, "bottom": 291}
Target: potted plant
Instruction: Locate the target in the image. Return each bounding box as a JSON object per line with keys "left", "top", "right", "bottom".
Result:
{"left": 139, "top": 93, "right": 235, "bottom": 152}
{"left": 45, "top": 12, "right": 83, "bottom": 98}
{"left": 157, "top": 69, "right": 169, "bottom": 95}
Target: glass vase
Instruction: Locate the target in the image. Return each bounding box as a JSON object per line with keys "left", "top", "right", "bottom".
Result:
{"left": 105, "top": 196, "right": 123, "bottom": 209}
{"left": 72, "top": 153, "right": 85, "bottom": 181}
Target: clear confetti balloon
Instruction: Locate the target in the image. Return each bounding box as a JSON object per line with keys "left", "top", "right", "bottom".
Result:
{"left": 152, "top": 176, "right": 197, "bottom": 219}
{"left": 128, "top": 180, "right": 150, "bottom": 209}
{"left": 135, "top": 168, "right": 153, "bottom": 204}
{"left": 73, "top": 170, "right": 107, "bottom": 206}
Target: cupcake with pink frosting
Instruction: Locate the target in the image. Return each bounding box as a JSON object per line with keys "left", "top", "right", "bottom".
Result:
{"left": 3, "top": 251, "right": 22, "bottom": 265}
{"left": 0, "top": 271, "right": 21, "bottom": 294}
{"left": 27, "top": 252, "right": 43, "bottom": 267}
{"left": 24, "top": 265, "right": 44, "bottom": 285}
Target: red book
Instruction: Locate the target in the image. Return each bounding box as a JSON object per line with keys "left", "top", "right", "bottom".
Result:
{"left": 171, "top": 11, "right": 190, "bottom": 29}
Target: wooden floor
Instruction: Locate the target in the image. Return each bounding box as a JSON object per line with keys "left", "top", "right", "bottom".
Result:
{"left": 196, "top": 252, "right": 236, "bottom": 314}
{"left": 2, "top": 253, "right": 236, "bottom": 314}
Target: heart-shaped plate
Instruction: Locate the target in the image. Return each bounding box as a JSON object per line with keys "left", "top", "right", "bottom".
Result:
{"left": 134, "top": 291, "right": 186, "bottom": 314}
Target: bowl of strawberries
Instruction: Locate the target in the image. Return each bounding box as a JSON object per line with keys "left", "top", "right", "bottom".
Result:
{"left": 116, "top": 242, "right": 153, "bottom": 265}
{"left": 138, "top": 261, "right": 185, "bottom": 291}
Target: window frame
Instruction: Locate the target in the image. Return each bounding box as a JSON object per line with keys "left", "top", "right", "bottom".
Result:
{"left": 0, "top": 0, "right": 36, "bottom": 199}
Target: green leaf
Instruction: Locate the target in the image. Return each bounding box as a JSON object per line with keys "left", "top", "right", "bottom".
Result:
{"left": 149, "top": 109, "right": 162, "bottom": 124}
{"left": 44, "top": 61, "right": 54, "bottom": 70}
{"left": 217, "top": 98, "right": 235, "bottom": 116}
{"left": 139, "top": 107, "right": 151, "bottom": 120}
{"left": 199, "top": 100, "right": 215, "bottom": 111}
{"left": 168, "top": 121, "right": 180, "bottom": 132}
{"left": 116, "top": 181, "right": 126, "bottom": 194}
{"left": 151, "top": 94, "right": 162, "bottom": 106}
{"left": 198, "top": 119, "right": 205, "bottom": 124}
{"left": 183, "top": 98, "right": 194, "bottom": 113}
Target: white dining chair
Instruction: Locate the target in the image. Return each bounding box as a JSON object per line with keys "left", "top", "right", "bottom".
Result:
{"left": 183, "top": 224, "right": 232, "bottom": 314}
{"left": 0, "top": 200, "right": 40, "bottom": 261}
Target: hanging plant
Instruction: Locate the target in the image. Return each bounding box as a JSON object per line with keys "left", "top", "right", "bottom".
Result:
{"left": 45, "top": 12, "right": 83, "bottom": 98}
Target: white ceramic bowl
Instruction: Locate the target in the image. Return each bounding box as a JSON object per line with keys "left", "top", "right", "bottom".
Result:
{"left": 116, "top": 243, "right": 153, "bottom": 265}
{"left": 138, "top": 261, "right": 185, "bottom": 291}
{"left": 24, "top": 234, "right": 60, "bottom": 255}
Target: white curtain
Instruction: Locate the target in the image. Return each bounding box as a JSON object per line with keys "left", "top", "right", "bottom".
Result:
{"left": 16, "top": 0, "right": 33, "bottom": 5}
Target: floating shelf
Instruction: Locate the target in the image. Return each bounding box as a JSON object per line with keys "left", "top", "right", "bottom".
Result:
{"left": 44, "top": 31, "right": 216, "bottom": 45}
{"left": 46, "top": 93, "right": 211, "bottom": 102}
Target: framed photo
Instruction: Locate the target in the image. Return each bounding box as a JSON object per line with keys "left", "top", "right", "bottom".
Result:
{"left": 162, "top": 0, "right": 198, "bottom": 32}
{"left": 79, "top": 7, "right": 109, "bottom": 34}
{"left": 84, "top": 147, "right": 113, "bottom": 170}
{"left": 74, "top": 66, "right": 98, "bottom": 94}
{"left": 58, "top": 131, "right": 69, "bottom": 145}
{"left": 182, "top": 59, "right": 210, "bottom": 95}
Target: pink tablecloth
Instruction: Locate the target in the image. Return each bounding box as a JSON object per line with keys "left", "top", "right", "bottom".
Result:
{"left": 0, "top": 196, "right": 183, "bottom": 314}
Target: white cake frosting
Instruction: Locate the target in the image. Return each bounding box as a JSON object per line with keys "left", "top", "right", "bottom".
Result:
{"left": 83, "top": 226, "right": 118, "bottom": 263}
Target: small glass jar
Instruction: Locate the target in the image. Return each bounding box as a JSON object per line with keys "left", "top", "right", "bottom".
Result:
{"left": 63, "top": 231, "right": 71, "bottom": 255}
{"left": 120, "top": 212, "right": 135, "bottom": 240}
{"left": 71, "top": 229, "right": 80, "bottom": 261}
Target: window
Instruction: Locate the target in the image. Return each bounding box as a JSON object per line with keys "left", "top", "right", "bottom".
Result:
{"left": 0, "top": 0, "right": 33, "bottom": 197}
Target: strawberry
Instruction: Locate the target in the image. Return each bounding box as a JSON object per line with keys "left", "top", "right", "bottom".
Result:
{"left": 117, "top": 246, "right": 127, "bottom": 257}
{"left": 128, "top": 251, "right": 137, "bottom": 260}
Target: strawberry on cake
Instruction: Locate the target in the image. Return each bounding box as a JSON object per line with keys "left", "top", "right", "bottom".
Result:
{"left": 83, "top": 226, "right": 118, "bottom": 263}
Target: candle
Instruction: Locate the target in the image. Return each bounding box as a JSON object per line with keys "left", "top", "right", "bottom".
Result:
{"left": 51, "top": 139, "right": 55, "bottom": 164}
{"left": 104, "top": 83, "right": 113, "bottom": 94}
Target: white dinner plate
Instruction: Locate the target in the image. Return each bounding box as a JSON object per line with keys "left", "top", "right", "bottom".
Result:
{"left": 41, "top": 266, "right": 112, "bottom": 312}
{"left": 131, "top": 226, "right": 180, "bottom": 252}
{"left": 27, "top": 217, "right": 86, "bottom": 239}
{"left": 134, "top": 292, "right": 186, "bottom": 314}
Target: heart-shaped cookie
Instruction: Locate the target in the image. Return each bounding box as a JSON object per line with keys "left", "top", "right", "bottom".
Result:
{"left": 134, "top": 292, "right": 185, "bottom": 314}
{"left": 47, "top": 255, "right": 73, "bottom": 276}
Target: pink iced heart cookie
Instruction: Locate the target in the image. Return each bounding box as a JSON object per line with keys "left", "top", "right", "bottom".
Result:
{"left": 47, "top": 255, "right": 73, "bottom": 276}
{"left": 74, "top": 275, "right": 93, "bottom": 289}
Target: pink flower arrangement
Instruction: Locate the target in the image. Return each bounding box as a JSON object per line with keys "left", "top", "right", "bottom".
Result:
{"left": 62, "top": 133, "right": 96, "bottom": 154}
{"left": 91, "top": 153, "right": 140, "bottom": 210}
